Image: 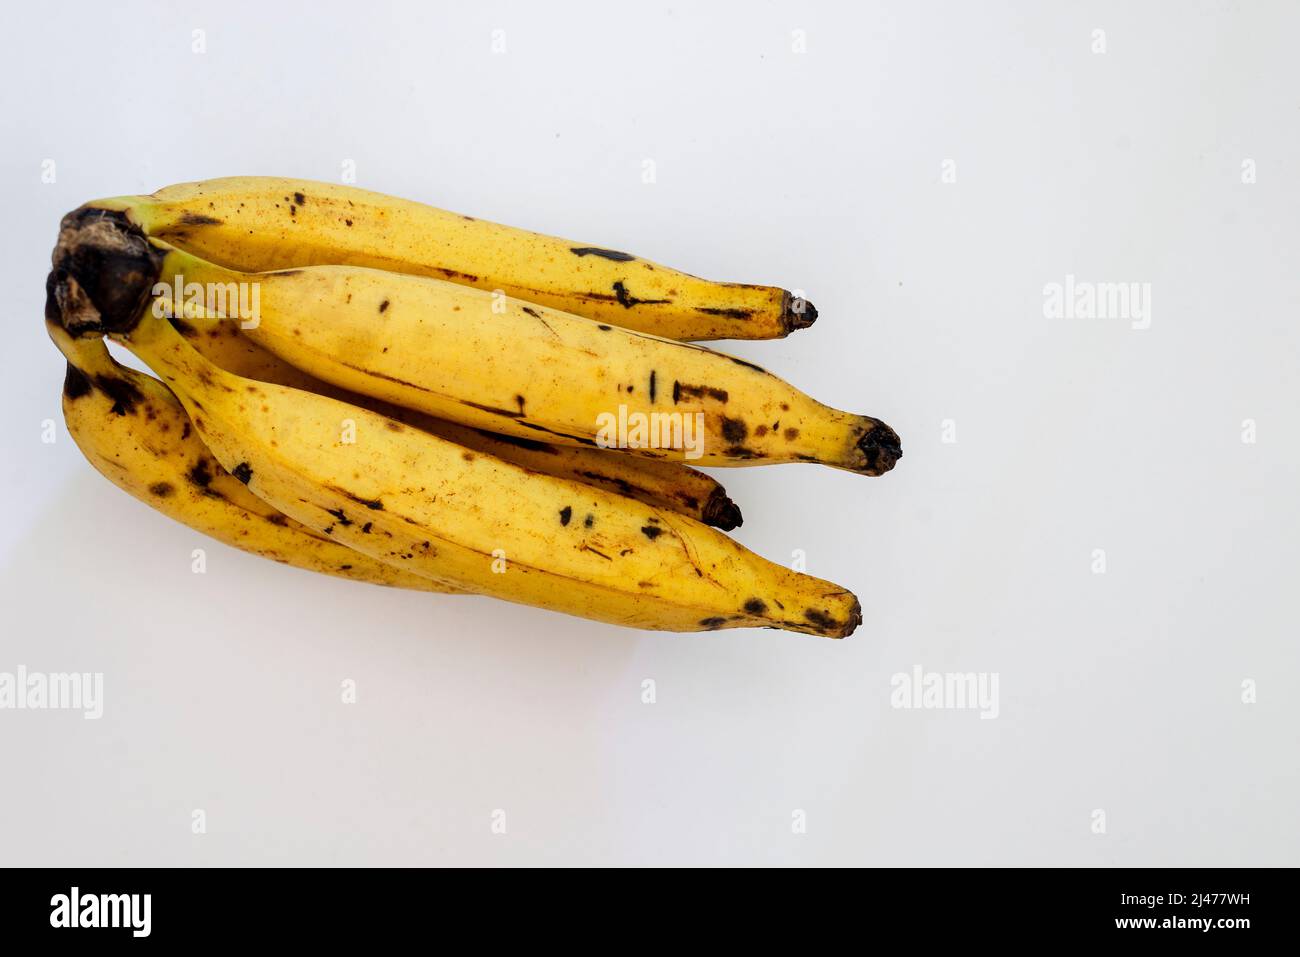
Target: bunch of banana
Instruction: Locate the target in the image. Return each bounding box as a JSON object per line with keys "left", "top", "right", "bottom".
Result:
{"left": 46, "top": 178, "right": 901, "bottom": 638}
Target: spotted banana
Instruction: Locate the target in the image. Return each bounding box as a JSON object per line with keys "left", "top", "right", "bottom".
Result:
{"left": 78, "top": 176, "right": 814, "bottom": 341}
{"left": 70, "top": 215, "right": 899, "bottom": 474}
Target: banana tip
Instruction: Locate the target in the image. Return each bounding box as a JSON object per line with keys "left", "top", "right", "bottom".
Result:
{"left": 703, "top": 488, "right": 743, "bottom": 531}
{"left": 840, "top": 597, "right": 863, "bottom": 638}
{"left": 782, "top": 292, "right": 817, "bottom": 333}
{"left": 857, "top": 419, "right": 902, "bottom": 476}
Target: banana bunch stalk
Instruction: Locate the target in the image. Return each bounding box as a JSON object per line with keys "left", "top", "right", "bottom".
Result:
{"left": 46, "top": 178, "right": 901, "bottom": 638}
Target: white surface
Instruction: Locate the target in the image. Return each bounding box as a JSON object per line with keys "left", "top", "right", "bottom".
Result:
{"left": 1, "top": 0, "right": 1297, "bottom": 866}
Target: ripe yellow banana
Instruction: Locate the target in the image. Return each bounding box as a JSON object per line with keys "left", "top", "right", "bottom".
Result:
{"left": 125, "top": 234, "right": 900, "bottom": 474}
{"left": 46, "top": 319, "right": 459, "bottom": 594}
{"left": 78, "top": 177, "right": 814, "bottom": 341}
{"left": 167, "top": 309, "right": 742, "bottom": 529}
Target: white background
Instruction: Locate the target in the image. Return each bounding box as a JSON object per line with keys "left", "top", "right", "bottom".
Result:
{"left": 1, "top": 1, "right": 1297, "bottom": 866}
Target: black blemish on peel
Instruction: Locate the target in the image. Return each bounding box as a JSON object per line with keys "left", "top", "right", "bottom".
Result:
{"left": 699, "top": 617, "right": 726, "bottom": 629}
{"left": 168, "top": 317, "right": 199, "bottom": 338}
{"left": 62, "top": 363, "right": 92, "bottom": 399}
{"left": 188, "top": 460, "right": 213, "bottom": 487}
{"left": 576, "top": 470, "right": 635, "bottom": 496}
{"left": 804, "top": 609, "right": 836, "bottom": 631}
{"left": 570, "top": 247, "right": 636, "bottom": 262}
{"left": 584, "top": 514, "right": 594, "bottom": 528}
{"left": 362, "top": 522, "right": 373, "bottom": 534}
{"left": 720, "top": 417, "right": 748, "bottom": 443}
{"left": 461, "top": 399, "right": 526, "bottom": 419}
{"left": 516, "top": 420, "right": 600, "bottom": 446}
{"left": 611, "top": 281, "right": 669, "bottom": 309}
{"left": 479, "top": 430, "right": 552, "bottom": 453}
{"left": 696, "top": 307, "right": 753, "bottom": 320}
{"left": 434, "top": 266, "right": 479, "bottom": 283}
{"left": 326, "top": 508, "right": 353, "bottom": 527}
{"left": 231, "top": 462, "right": 253, "bottom": 484}
{"left": 294, "top": 191, "right": 305, "bottom": 205}
{"left": 522, "top": 306, "right": 542, "bottom": 319}
{"left": 181, "top": 421, "right": 191, "bottom": 440}
{"left": 673, "top": 382, "right": 729, "bottom": 404}
{"left": 379, "top": 299, "right": 390, "bottom": 313}
{"left": 96, "top": 376, "right": 143, "bottom": 416}
{"left": 597, "top": 324, "right": 611, "bottom": 331}
{"left": 559, "top": 506, "right": 572, "bottom": 526}
{"left": 289, "top": 205, "right": 296, "bottom": 216}
{"left": 743, "top": 598, "right": 767, "bottom": 615}
{"left": 149, "top": 482, "right": 174, "bottom": 498}
{"left": 641, "top": 526, "right": 663, "bottom": 540}
{"left": 726, "top": 355, "right": 766, "bottom": 374}
{"left": 649, "top": 371, "right": 657, "bottom": 403}
{"left": 177, "top": 212, "right": 223, "bottom": 227}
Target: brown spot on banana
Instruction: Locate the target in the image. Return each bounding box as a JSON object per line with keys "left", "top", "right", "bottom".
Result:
{"left": 611, "top": 280, "right": 670, "bottom": 309}
{"left": 672, "top": 382, "right": 729, "bottom": 404}
{"left": 696, "top": 307, "right": 753, "bottom": 320}
{"left": 188, "top": 460, "right": 213, "bottom": 487}
{"left": 62, "top": 363, "right": 92, "bottom": 399}
{"left": 720, "top": 417, "right": 748, "bottom": 443}
{"left": 461, "top": 399, "right": 526, "bottom": 419}
{"left": 96, "top": 376, "right": 143, "bottom": 416}
{"left": 176, "top": 212, "right": 223, "bottom": 226}
{"left": 569, "top": 247, "right": 635, "bottom": 262}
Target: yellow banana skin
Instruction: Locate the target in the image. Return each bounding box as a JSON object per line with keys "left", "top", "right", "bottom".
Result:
{"left": 166, "top": 310, "right": 742, "bottom": 529}
{"left": 82, "top": 176, "right": 814, "bottom": 341}
{"left": 156, "top": 244, "right": 901, "bottom": 474}
{"left": 100, "top": 310, "right": 860, "bottom": 637}
{"left": 46, "top": 321, "right": 459, "bottom": 594}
